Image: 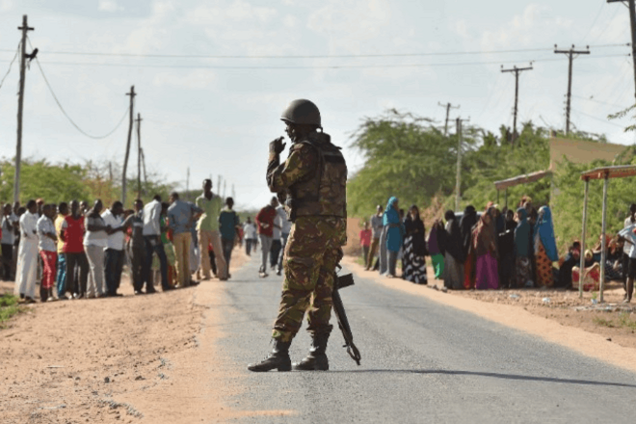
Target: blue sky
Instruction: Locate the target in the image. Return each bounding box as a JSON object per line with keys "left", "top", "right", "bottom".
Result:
{"left": 0, "top": 0, "right": 634, "bottom": 208}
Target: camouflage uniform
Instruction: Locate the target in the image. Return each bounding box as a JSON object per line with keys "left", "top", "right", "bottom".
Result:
{"left": 267, "top": 131, "right": 347, "bottom": 343}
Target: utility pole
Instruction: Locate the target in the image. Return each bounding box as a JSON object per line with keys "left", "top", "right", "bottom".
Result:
{"left": 122, "top": 86, "right": 136, "bottom": 206}
{"left": 501, "top": 64, "right": 533, "bottom": 143}
{"left": 223, "top": 180, "right": 227, "bottom": 200}
{"left": 438, "top": 102, "right": 460, "bottom": 136}
{"left": 608, "top": 0, "right": 636, "bottom": 100}
{"left": 554, "top": 45, "right": 590, "bottom": 135}
{"left": 135, "top": 113, "right": 142, "bottom": 198}
{"left": 455, "top": 117, "right": 469, "bottom": 212}
{"left": 217, "top": 175, "right": 222, "bottom": 195}
{"left": 14, "top": 15, "right": 34, "bottom": 203}
{"left": 140, "top": 148, "right": 148, "bottom": 186}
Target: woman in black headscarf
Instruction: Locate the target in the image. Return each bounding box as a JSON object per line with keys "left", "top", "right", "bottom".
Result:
{"left": 460, "top": 205, "right": 478, "bottom": 289}
{"left": 443, "top": 210, "right": 465, "bottom": 289}
{"left": 402, "top": 205, "right": 428, "bottom": 284}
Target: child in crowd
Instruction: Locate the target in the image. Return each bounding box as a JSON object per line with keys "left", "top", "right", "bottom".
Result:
{"left": 359, "top": 221, "right": 372, "bottom": 264}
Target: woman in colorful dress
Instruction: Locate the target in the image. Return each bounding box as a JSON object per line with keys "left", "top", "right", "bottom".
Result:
{"left": 402, "top": 205, "right": 428, "bottom": 284}
{"left": 533, "top": 206, "right": 558, "bottom": 288}
{"left": 473, "top": 207, "right": 499, "bottom": 290}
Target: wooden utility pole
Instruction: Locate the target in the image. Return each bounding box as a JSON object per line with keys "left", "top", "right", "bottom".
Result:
{"left": 501, "top": 64, "right": 533, "bottom": 143}
{"left": 122, "top": 86, "right": 136, "bottom": 206}
{"left": 608, "top": 0, "right": 636, "bottom": 100}
{"left": 14, "top": 15, "right": 34, "bottom": 203}
{"left": 140, "top": 148, "right": 148, "bottom": 186}
{"left": 554, "top": 45, "right": 590, "bottom": 135}
{"left": 135, "top": 113, "right": 142, "bottom": 198}
{"left": 438, "top": 102, "right": 460, "bottom": 136}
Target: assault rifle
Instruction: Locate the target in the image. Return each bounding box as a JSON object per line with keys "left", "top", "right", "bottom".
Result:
{"left": 334, "top": 271, "right": 361, "bottom": 366}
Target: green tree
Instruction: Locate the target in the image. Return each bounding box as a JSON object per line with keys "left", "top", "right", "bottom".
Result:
{"left": 461, "top": 122, "right": 551, "bottom": 211}
{"left": 0, "top": 159, "right": 90, "bottom": 204}
{"left": 347, "top": 109, "right": 472, "bottom": 217}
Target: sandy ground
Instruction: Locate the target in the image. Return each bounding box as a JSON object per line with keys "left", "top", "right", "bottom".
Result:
{"left": 343, "top": 255, "right": 636, "bottom": 374}
{"left": 0, "top": 249, "right": 250, "bottom": 424}
{"left": 4, "top": 242, "right": 636, "bottom": 423}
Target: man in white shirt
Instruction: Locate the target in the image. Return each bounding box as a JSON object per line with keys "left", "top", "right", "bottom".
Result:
{"left": 269, "top": 209, "right": 283, "bottom": 273}
{"left": 1, "top": 203, "right": 15, "bottom": 281}
{"left": 102, "top": 201, "right": 126, "bottom": 297}
{"left": 142, "top": 194, "right": 169, "bottom": 291}
{"left": 37, "top": 204, "right": 58, "bottom": 302}
{"left": 243, "top": 217, "right": 257, "bottom": 256}
{"left": 14, "top": 200, "right": 39, "bottom": 303}
{"left": 275, "top": 205, "right": 291, "bottom": 276}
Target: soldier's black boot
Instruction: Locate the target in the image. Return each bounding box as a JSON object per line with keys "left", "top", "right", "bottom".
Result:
{"left": 293, "top": 332, "right": 329, "bottom": 371}
{"left": 247, "top": 340, "right": 292, "bottom": 372}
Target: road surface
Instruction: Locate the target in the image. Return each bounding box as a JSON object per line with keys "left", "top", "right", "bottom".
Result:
{"left": 208, "top": 257, "right": 636, "bottom": 423}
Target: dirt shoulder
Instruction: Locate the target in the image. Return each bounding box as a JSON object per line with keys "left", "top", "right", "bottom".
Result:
{"left": 342, "top": 255, "right": 636, "bottom": 374}
{"left": 0, "top": 249, "right": 250, "bottom": 424}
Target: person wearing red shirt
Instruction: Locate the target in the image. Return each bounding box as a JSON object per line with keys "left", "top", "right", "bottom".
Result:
{"left": 60, "top": 200, "right": 89, "bottom": 299}
{"left": 359, "top": 221, "right": 372, "bottom": 265}
{"left": 255, "top": 197, "right": 278, "bottom": 278}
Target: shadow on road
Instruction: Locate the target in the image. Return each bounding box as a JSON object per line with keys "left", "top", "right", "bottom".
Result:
{"left": 328, "top": 369, "right": 636, "bottom": 388}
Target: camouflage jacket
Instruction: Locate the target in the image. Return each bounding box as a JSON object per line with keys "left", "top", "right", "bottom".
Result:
{"left": 267, "top": 131, "right": 347, "bottom": 221}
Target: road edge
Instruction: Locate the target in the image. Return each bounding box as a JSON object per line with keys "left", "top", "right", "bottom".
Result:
{"left": 341, "top": 256, "right": 636, "bottom": 374}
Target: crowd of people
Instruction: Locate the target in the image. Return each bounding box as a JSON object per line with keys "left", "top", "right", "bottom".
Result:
{"left": 361, "top": 196, "right": 636, "bottom": 303}
{"left": 242, "top": 196, "right": 291, "bottom": 279}
{"left": 9, "top": 179, "right": 244, "bottom": 304}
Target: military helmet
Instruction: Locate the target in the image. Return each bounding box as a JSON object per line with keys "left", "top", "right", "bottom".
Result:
{"left": 280, "top": 99, "right": 321, "bottom": 127}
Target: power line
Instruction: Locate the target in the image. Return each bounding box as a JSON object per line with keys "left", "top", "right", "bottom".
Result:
{"left": 580, "top": 2, "right": 607, "bottom": 44}
{"left": 0, "top": 53, "right": 629, "bottom": 71}
{"left": 571, "top": 94, "right": 629, "bottom": 110}
{"left": 571, "top": 108, "right": 627, "bottom": 128}
{"left": 0, "top": 40, "right": 20, "bottom": 93}
{"left": 0, "top": 42, "right": 628, "bottom": 59}
{"left": 29, "top": 37, "right": 129, "bottom": 140}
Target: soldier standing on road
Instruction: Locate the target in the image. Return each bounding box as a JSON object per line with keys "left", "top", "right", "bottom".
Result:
{"left": 248, "top": 99, "right": 348, "bottom": 372}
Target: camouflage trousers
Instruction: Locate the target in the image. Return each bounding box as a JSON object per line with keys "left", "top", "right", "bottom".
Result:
{"left": 272, "top": 216, "right": 346, "bottom": 343}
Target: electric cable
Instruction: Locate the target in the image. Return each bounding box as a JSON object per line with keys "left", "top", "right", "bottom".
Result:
{"left": 0, "top": 40, "right": 20, "bottom": 93}
{"left": 30, "top": 45, "right": 130, "bottom": 140}
{"left": 2, "top": 53, "right": 629, "bottom": 71}
{"left": 0, "top": 42, "right": 628, "bottom": 59}
{"left": 572, "top": 94, "right": 629, "bottom": 110}
{"left": 572, "top": 108, "right": 627, "bottom": 128}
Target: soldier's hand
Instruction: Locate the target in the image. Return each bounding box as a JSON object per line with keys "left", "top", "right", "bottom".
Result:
{"left": 269, "top": 136, "right": 286, "bottom": 155}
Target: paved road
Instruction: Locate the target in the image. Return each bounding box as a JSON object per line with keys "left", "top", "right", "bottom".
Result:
{"left": 211, "top": 257, "right": 636, "bottom": 423}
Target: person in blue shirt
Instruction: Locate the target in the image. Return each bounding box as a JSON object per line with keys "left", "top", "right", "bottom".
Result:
{"left": 383, "top": 197, "right": 402, "bottom": 278}
{"left": 168, "top": 192, "right": 202, "bottom": 288}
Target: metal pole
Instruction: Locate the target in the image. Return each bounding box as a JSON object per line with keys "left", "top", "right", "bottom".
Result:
{"left": 455, "top": 118, "right": 462, "bottom": 212}
{"left": 505, "top": 188, "right": 508, "bottom": 209}
{"left": 599, "top": 174, "right": 609, "bottom": 303}
{"left": 579, "top": 178, "right": 589, "bottom": 298}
